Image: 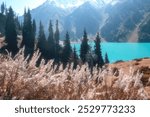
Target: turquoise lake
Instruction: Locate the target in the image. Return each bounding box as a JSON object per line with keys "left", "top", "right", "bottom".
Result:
{"left": 72, "top": 43, "right": 150, "bottom": 63}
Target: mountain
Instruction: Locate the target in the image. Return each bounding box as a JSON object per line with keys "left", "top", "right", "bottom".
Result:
{"left": 138, "top": 13, "right": 150, "bottom": 42}
{"left": 101, "top": 0, "right": 150, "bottom": 42}
{"left": 29, "top": 0, "right": 106, "bottom": 39}
{"left": 30, "top": 0, "right": 68, "bottom": 37}
{"left": 63, "top": 1, "right": 103, "bottom": 39}
{"left": 45, "top": 0, "right": 105, "bottom": 9}
{"left": 25, "top": 0, "right": 150, "bottom": 42}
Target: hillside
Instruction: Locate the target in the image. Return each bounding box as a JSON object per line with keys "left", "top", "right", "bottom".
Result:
{"left": 139, "top": 13, "right": 150, "bottom": 42}
{"left": 109, "top": 58, "right": 150, "bottom": 86}
{"left": 101, "top": 0, "right": 150, "bottom": 42}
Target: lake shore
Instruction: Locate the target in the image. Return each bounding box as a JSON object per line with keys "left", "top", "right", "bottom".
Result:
{"left": 72, "top": 42, "right": 150, "bottom": 63}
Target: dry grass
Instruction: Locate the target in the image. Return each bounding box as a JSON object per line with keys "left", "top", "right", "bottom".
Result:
{"left": 0, "top": 49, "right": 149, "bottom": 100}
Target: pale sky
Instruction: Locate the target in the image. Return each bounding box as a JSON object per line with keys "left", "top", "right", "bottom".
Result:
{"left": 0, "top": 0, "right": 47, "bottom": 15}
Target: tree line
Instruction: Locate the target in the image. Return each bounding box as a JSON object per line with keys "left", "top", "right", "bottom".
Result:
{"left": 0, "top": 3, "right": 109, "bottom": 69}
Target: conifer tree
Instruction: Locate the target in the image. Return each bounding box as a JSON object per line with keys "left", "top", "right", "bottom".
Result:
{"left": 94, "top": 32, "right": 104, "bottom": 67}
{"left": 21, "top": 8, "right": 27, "bottom": 47}
{"left": 32, "top": 19, "right": 36, "bottom": 41}
{"left": 36, "top": 21, "right": 47, "bottom": 65}
{"left": 48, "top": 20, "right": 54, "bottom": 44}
{"left": 62, "top": 32, "right": 72, "bottom": 67}
{"left": 48, "top": 20, "right": 55, "bottom": 59}
{"left": 86, "top": 47, "right": 94, "bottom": 70}
{"left": 54, "top": 20, "right": 60, "bottom": 62}
{"left": 15, "top": 16, "right": 21, "bottom": 35}
{"left": 72, "top": 46, "right": 78, "bottom": 69}
{"left": 4, "top": 7, "right": 18, "bottom": 55}
{"left": 0, "top": 5, "right": 6, "bottom": 35}
{"left": 80, "top": 29, "right": 89, "bottom": 63}
{"left": 1, "top": 2, "right": 5, "bottom": 14}
{"left": 54, "top": 20, "right": 59, "bottom": 45}
{"left": 105, "top": 53, "right": 109, "bottom": 64}
{"left": 21, "top": 9, "right": 34, "bottom": 57}
{"left": 37, "top": 21, "right": 46, "bottom": 53}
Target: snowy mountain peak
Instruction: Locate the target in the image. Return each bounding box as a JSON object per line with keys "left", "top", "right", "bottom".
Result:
{"left": 45, "top": 0, "right": 84, "bottom": 9}
{"left": 44, "top": 0, "right": 111, "bottom": 9}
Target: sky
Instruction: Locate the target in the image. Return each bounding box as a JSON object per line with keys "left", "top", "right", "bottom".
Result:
{"left": 0, "top": 0, "right": 114, "bottom": 16}
{"left": 0, "top": 0, "right": 47, "bottom": 15}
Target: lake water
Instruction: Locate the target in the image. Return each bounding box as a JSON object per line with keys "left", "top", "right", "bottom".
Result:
{"left": 72, "top": 43, "right": 150, "bottom": 63}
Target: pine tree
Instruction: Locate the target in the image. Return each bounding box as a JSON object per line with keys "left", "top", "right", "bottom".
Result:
{"left": 32, "top": 19, "right": 36, "bottom": 41}
{"left": 1, "top": 2, "right": 5, "bottom": 14}
{"left": 0, "top": 6, "right": 6, "bottom": 35}
{"left": 37, "top": 21, "right": 46, "bottom": 52}
{"left": 105, "top": 52, "right": 109, "bottom": 64}
{"left": 94, "top": 32, "right": 104, "bottom": 68}
{"left": 21, "top": 8, "right": 27, "bottom": 48}
{"left": 4, "top": 7, "right": 18, "bottom": 55}
{"left": 36, "top": 21, "right": 47, "bottom": 65}
{"left": 80, "top": 29, "right": 89, "bottom": 63}
{"left": 72, "top": 46, "right": 78, "bottom": 69}
{"left": 21, "top": 9, "right": 34, "bottom": 57}
{"left": 48, "top": 20, "right": 55, "bottom": 59}
{"left": 54, "top": 20, "right": 59, "bottom": 45}
{"left": 62, "top": 32, "right": 72, "bottom": 67}
{"left": 54, "top": 20, "right": 60, "bottom": 62}
{"left": 15, "top": 16, "right": 21, "bottom": 35}
{"left": 48, "top": 20, "right": 54, "bottom": 44}
{"left": 86, "top": 47, "right": 94, "bottom": 70}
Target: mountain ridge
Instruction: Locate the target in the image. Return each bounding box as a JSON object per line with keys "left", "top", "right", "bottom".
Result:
{"left": 24, "top": 0, "right": 150, "bottom": 42}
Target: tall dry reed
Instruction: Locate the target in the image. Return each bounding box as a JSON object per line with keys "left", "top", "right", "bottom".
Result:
{"left": 0, "top": 49, "right": 149, "bottom": 100}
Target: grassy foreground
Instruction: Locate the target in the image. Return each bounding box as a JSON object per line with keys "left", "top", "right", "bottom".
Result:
{"left": 0, "top": 50, "right": 149, "bottom": 100}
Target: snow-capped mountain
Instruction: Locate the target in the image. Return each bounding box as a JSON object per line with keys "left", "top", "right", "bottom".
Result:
{"left": 26, "top": 0, "right": 150, "bottom": 42}
{"left": 63, "top": 1, "right": 103, "bottom": 38}
{"left": 45, "top": 0, "right": 83, "bottom": 9}
{"left": 45, "top": 0, "right": 105, "bottom": 9}
{"left": 29, "top": 0, "right": 106, "bottom": 38}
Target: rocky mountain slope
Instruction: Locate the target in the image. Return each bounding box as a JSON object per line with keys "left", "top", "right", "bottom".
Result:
{"left": 101, "top": 0, "right": 150, "bottom": 42}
